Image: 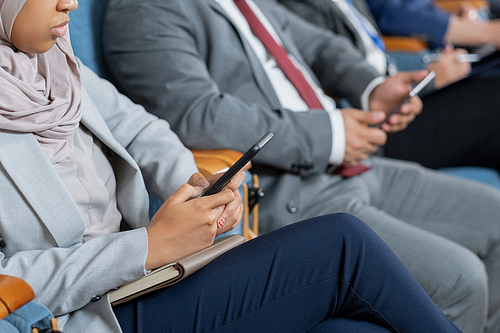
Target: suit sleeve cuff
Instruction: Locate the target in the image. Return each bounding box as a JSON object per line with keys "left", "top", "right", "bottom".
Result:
{"left": 325, "top": 109, "right": 346, "bottom": 165}
{"left": 361, "top": 76, "right": 386, "bottom": 111}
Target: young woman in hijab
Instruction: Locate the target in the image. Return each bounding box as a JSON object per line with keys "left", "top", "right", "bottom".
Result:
{"left": 0, "top": 1, "right": 461, "bottom": 332}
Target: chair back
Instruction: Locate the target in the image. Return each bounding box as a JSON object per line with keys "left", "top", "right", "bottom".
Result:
{"left": 69, "top": 0, "right": 111, "bottom": 78}
{"left": 0, "top": 275, "right": 59, "bottom": 333}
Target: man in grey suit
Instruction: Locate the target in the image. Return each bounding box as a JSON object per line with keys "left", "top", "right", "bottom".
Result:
{"left": 103, "top": 0, "right": 500, "bottom": 331}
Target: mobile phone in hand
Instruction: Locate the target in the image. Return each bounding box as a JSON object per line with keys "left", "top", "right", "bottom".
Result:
{"left": 202, "top": 132, "right": 274, "bottom": 197}
{"left": 371, "top": 71, "right": 436, "bottom": 127}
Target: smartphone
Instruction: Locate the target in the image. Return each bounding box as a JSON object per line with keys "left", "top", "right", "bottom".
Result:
{"left": 371, "top": 71, "right": 436, "bottom": 127}
{"left": 201, "top": 132, "right": 274, "bottom": 197}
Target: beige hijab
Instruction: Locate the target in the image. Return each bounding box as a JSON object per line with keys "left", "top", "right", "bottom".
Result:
{"left": 0, "top": 0, "right": 82, "bottom": 164}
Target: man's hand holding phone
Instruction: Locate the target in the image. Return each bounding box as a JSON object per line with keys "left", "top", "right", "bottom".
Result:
{"left": 369, "top": 70, "right": 433, "bottom": 133}
{"left": 341, "top": 109, "right": 387, "bottom": 167}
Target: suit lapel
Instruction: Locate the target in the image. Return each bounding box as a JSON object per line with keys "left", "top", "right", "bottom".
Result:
{"left": 79, "top": 87, "right": 135, "bottom": 167}
{"left": 0, "top": 131, "right": 84, "bottom": 248}
{"left": 209, "top": 0, "right": 282, "bottom": 109}
{"left": 352, "top": 0, "right": 381, "bottom": 36}
{"left": 254, "top": 0, "right": 325, "bottom": 91}
{"left": 329, "top": 0, "right": 381, "bottom": 56}
{"left": 332, "top": 0, "right": 362, "bottom": 39}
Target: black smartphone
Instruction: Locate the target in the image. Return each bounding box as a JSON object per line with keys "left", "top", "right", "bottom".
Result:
{"left": 371, "top": 71, "right": 436, "bottom": 127}
{"left": 201, "top": 132, "right": 274, "bottom": 197}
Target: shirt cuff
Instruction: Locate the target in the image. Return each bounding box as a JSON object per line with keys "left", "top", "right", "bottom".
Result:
{"left": 325, "top": 109, "right": 346, "bottom": 165}
{"left": 361, "top": 76, "right": 386, "bottom": 111}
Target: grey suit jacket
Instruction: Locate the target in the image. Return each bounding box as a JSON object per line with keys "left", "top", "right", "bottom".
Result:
{"left": 277, "top": 0, "right": 381, "bottom": 58}
{"left": 0, "top": 63, "right": 198, "bottom": 332}
{"left": 104, "top": 0, "right": 380, "bottom": 176}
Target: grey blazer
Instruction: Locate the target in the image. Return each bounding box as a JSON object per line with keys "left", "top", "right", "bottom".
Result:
{"left": 0, "top": 63, "right": 198, "bottom": 332}
{"left": 104, "top": 0, "right": 380, "bottom": 176}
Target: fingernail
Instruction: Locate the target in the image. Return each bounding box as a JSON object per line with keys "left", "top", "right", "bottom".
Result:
{"left": 217, "top": 217, "right": 226, "bottom": 228}
{"left": 199, "top": 179, "right": 210, "bottom": 188}
{"left": 192, "top": 186, "right": 204, "bottom": 198}
{"left": 373, "top": 111, "right": 385, "bottom": 121}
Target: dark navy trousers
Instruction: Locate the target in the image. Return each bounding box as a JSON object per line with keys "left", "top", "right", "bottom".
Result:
{"left": 114, "top": 213, "right": 460, "bottom": 332}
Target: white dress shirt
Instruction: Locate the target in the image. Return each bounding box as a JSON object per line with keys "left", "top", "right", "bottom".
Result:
{"left": 53, "top": 125, "right": 122, "bottom": 243}
{"left": 216, "top": 0, "right": 345, "bottom": 164}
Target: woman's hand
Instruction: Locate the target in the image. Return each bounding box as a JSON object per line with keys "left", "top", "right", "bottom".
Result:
{"left": 205, "top": 170, "right": 245, "bottom": 233}
{"left": 188, "top": 170, "right": 245, "bottom": 233}
{"left": 145, "top": 172, "right": 245, "bottom": 270}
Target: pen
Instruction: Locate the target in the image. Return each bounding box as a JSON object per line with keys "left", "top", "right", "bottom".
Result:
{"left": 422, "top": 53, "right": 481, "bottom": 64}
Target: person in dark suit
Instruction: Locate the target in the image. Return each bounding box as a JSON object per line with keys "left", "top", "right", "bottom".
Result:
{"left": 103, "top": 0, "right": 500, "bottom": 331}
{"left": 278, "top": 0, "right": 500, "bottom": 174}
{"left": 366, "top": 0, "right": 500, "bottom": 49}
{"left": 490, "top": 0, "right": 500, "bottom": 17}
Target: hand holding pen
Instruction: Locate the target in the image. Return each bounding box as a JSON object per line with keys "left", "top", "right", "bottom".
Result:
{"left": 423, "top": 53, "right": 480, "bottom": 63}
{"left": 426, "top": 44, "right": 472, "bottom": 89}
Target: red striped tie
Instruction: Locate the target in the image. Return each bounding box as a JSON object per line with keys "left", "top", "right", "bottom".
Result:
{"left": 233, "top": 0, "right": 323, "bottom": 109}
{"left": 234, "top": 0, "right": 371, "bottom": 177}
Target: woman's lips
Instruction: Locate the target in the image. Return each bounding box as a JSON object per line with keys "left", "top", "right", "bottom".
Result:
{"left": 53, "top": 22, "right": 69, "bottom": 38}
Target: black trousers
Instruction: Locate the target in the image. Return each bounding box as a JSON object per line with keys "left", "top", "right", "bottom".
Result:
{"left": 385, "top": 74, "right": 500, "bottom": 171}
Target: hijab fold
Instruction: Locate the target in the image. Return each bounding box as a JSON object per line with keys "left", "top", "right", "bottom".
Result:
{"left": 0, "top": 0, "right": 82, "bottom": 164}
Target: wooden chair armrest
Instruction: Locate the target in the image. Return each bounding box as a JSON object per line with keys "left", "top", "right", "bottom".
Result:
{"left": 191, "top": 149, "right": 251, "bottom": 177}
{"left": 242, "top": 174, "right": 260, "bottom": 241}
{"left": 0, "top": 302, "right": 8, "bottom": 320}
{"left": 0, "top": 275, "right": 35, "bottom": 319}
{"left": 382, "top": 36, "right": 429, "bottom": 52}
{"left": 435, "top": 0, "right": 489, "bottom": 13}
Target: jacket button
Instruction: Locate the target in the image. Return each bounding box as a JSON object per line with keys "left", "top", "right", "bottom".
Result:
{"left": 90, "top": 295, "right": 101, "bottom": 303}
{"left": 291, "top": 162, "right": 301, "bottom": 173}
{"left": 287, "top": 201, "right": 298, "bottom": 214}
